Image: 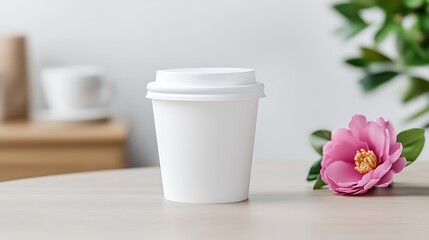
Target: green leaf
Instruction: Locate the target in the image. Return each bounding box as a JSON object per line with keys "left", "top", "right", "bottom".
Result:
{"left": 426, "top": 0, "right": 429, "bottom": 13}
{"left": 345, "top": 58, "right": 368, "bottom": 67}
{"left": 396, "top": 32, "right": 408, "bottom": 62}
{"left": 404, "top": 0, "right": 425, "bottom": 9}
{"left": 313, "top": 175, "right": 327, "bottom": 190}
{"left": 394, "top": 22, "right": 426, "bottom": 59}
{"left": 405, "top": 105, "right": 429, "bottom": 122}
{"left": 351, "top": 0, "right": 376, "bottom": 8}
{"left": 333, "top": 3, "right": 366, "bottom": 24}
{"left": 310, "top": 130, "right": 332, "bottom": 155}
{"left": 359, "top": 71, "right": 398, "bottom": 91}
{"left": 397, "top": 128, "right": 425, "bottom": 166}
{"left": 403, "top": 53, "right": 429, "bottom": 66}
{"left": 402, "top": 77, "right": 429, "bottom": 103}
{"left": 399, "top": 41, "right": 429, "bottom": 66}
{"left": 336, "top": 22, "right": 369, "bottom": 39}
{"left": 417, "top": 14, "right": 429, "bottom": 33}
{"left": 307, "top": 159, "right": 322, "bottom": 181}
{"left": 374, "top": 18, "right": 394, "bottom": 44}
{"left": 361, "top": 47, "right": 392, "bottom": 62}
{"left": 333, "top": 3, "right": 368, "bottom": 38}
{"left": 375, "top": 0, "right": 403, "bottom": 12}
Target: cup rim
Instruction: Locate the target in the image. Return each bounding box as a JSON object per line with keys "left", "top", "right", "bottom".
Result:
{"left": 41, "top": 65, "right": 103, "bottom": 78}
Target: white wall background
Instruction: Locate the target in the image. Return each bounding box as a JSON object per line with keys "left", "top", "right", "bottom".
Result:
{"left": 1, "top": 0, "right": 428, "bottom": 166}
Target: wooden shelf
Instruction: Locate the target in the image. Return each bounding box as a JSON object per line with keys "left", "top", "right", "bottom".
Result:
{"left": 0, "top": 119, "right": 127, "bottom": 181}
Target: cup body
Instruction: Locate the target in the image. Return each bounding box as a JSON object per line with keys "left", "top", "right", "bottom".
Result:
{"left": 152, "top": 99, "right": 259, "bottom": 203}
{"left": 147, "top": 68, "right": 264, "bottom": 203}
{"left": 41, "top": 66, "right": 109, "bottom": 113}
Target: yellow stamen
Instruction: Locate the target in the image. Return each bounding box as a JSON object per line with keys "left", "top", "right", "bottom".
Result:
{"left": 354, "top": 148, "right": 378, "bottom": 174}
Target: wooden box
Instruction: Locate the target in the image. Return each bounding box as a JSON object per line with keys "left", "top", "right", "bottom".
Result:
{"left": 0, "top": 119, "right": 127, "bottom": 181}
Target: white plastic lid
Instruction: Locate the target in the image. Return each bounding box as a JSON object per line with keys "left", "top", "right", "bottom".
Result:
{"left": 146, "top": 68, "right": 265, "bottom": 101}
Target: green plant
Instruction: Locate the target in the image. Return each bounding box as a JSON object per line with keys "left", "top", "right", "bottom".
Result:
{"left": 334, "top": 0, "right": 429, "bottom": 126}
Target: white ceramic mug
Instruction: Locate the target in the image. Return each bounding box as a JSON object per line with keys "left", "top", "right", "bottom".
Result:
{"left": 147, "top": 68, "right": 265, "bottom": 203}
{"left": 41, "top": 66, "right": 114, "bottom": 113}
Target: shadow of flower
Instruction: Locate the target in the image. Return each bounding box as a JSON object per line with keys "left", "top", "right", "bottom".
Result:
{"left": 363, "top": 183, "right": 429, "bottom": 197}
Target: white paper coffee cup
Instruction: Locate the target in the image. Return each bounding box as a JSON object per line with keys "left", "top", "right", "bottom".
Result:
{"left": 41, "top": 66, "right": 114, "bottom": 113}
{"left": 147, "top": 68, "right": 265, "bottom": 203}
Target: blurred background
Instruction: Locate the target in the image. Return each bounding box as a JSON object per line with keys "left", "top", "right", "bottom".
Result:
{"left": 0, "top": 0, "right": 427, "bottom": 176}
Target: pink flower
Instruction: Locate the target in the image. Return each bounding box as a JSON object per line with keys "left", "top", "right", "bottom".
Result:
{"left": 321, "top": 114, "right": 406, "bottom": 195}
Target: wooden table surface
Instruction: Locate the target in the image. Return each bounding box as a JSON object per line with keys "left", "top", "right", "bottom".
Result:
{"left": 1, "top": 163, "right": 429, "bottom": 239}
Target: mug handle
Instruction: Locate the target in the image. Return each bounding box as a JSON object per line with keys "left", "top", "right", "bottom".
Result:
{"left": 99, "top": 81, "right": 115, "bottom": 106}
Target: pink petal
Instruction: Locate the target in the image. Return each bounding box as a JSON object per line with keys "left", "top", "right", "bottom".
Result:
{"left": 337, "top": 181, "right": 357, "bottom": 188}
{"left": 352, "top": 188, "right": 370, "bottom": 195}
{"left": 388, "top": 143, "right": 402, "bottom": 161}
{"left": 375, "top": 170, "right": 394, "bottom": 187}
{"left": 360, "top": 122, "right": 386, "bottom": 158}
{"left": 373, "top": 161, "right": 392, "bottom": 179}
{"left": 391, "top": 157, "right": 406, "bottom": 173}
{"left": 321, "top": 165, "right": 339, "bottom": 189}
{"left": 325, "top": 161, "right": 362, "bottom": 185}
{"left": 348, "top": 114, "right": 368, "bottom": 138}
{"left": 356, "top": 171, "right": 375, "bottom": 187}
{"left": 377, "top": 118, "right": 397, "bottom": 144}
{"left": 335, "top": 187, "right": 360, "bottom": 195}
{"left": 321, "top": 141, "right": 335, "bottom": 168}
{"left": 331, "top": 128, "right": 368, "bottom": 151}
{"left": 380, "top": 128, "right": 390, "bottom": 163}
{"left": 327, "top": 177, "right": 361, "bottom": 195}
{"left": 322, "top": 171, "right": 340, "bottom": 191}
{"left": 323, "top": 141, "right": 358, "bottom": 166}
{"left": 363, "top": 178, "right": 380, "bottom": 190}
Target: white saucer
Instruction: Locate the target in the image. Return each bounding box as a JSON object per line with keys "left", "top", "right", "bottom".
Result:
{"left": 34, "top": 108, "right": 110, "bottom": 122}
